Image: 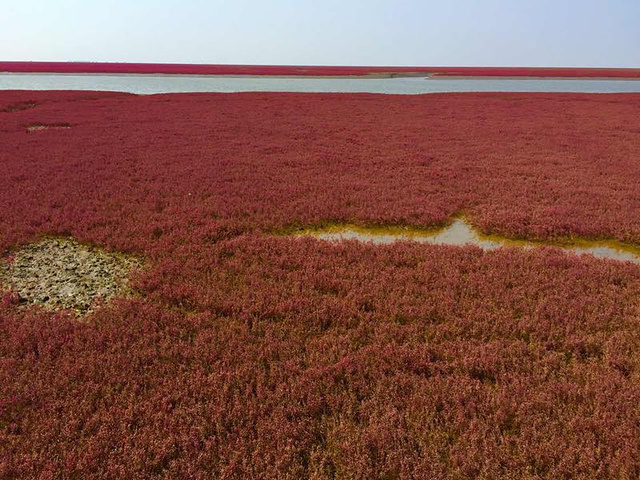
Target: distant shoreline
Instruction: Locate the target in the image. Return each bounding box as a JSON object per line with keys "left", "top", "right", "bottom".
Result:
{"left": 0, "top": 72, "right": 427, "bottom": 80}
{"left": 428, "top": 75, "right": 640, "bottom": 81}
{"left": 2, "top": 72, "right": 640, "bottom": 82}
{"left": 1, "top": 62, "right": 640, "bottom": 79}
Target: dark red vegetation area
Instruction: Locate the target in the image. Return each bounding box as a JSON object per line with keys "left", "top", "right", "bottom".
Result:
{"left": 1, "top": 91, "right": 640, "bottom": 478}
{"left": 3, "top": 61, "right": 640, "bottom": 78}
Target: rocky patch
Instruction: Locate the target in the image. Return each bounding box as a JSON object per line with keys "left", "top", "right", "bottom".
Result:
{"left": 0, "top": 237, "right": 141, "bottom": 314}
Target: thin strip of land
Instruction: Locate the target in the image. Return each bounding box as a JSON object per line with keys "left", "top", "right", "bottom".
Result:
{"left": 1, "top": 62, "right": 639, "bottom": 78}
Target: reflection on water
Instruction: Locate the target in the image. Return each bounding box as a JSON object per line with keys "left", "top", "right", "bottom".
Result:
{"left": 301, "top": 218, "right": 640, "bottom": 264}
{"left": 1, "top": 73, "right": 640, "bottom": 95}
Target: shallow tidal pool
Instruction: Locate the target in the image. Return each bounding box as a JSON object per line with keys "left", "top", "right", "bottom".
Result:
{"left": 297, "top": 218, "right": 640, "bottom": 264}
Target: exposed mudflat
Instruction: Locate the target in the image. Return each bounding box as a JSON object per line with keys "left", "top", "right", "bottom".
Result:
{"left": 0, "top": 237, "right": 141, "bottom": 314}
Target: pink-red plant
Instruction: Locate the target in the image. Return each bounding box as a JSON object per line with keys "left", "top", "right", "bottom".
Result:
{"left": 1, "top": 91, "right": 640, "bottom": 478}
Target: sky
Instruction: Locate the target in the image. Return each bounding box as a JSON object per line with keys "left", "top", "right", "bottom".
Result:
{"left": 2, "top": 0, "right": 639, "bottom": 67}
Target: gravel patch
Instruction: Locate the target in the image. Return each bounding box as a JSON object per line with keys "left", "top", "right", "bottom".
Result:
{"left": 0, "top": 237, "right": 141, "bottom": 314}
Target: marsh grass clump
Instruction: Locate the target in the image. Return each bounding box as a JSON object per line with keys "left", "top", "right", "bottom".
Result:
{"left": 0, "top": 237, "right": 141, "bottom": 314}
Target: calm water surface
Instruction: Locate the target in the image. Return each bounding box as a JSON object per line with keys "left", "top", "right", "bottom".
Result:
{"left": 305, "top": 219, "right": 640, "bottom": 264}
{"left": 2, "top": 73, "right": 640, "bottom": 94}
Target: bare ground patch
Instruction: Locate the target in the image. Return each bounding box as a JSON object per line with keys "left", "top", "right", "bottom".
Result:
{"left": 1, "top": 101, "right": 38, "bottom": 113}
{"left": 27, "top": 123, "right": 71, "bottom": 132}
{"left": 0, "top": 237, "right": 142, "bottom": 314}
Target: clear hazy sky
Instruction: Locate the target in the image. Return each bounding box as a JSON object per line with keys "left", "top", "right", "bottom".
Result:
{"left": 3, "top": 0, "right": 639, "bottom": 67}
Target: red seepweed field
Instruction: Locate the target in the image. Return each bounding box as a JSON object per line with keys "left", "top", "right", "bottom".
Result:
{"left": 1, "top": 90, "right": 640, "bottom": 478}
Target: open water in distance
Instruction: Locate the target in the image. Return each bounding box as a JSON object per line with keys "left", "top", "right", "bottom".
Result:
{"left": 2, "top": 73, "right": 640, "bottom": 95}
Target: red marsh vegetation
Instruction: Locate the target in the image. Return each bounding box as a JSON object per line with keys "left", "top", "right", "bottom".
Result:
{"left": 2, "top": 61, "right": 640, "bottom": 78}
{"left": 1, "top": 91, "right": 640, "bottom": 478}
